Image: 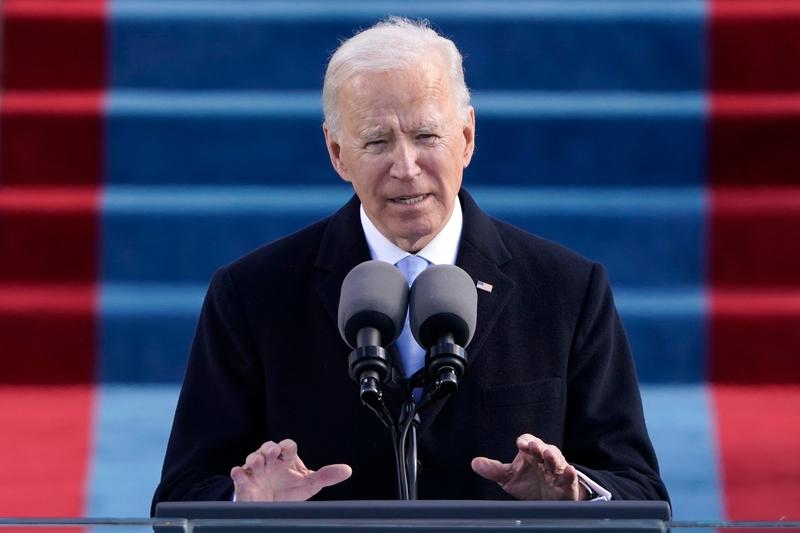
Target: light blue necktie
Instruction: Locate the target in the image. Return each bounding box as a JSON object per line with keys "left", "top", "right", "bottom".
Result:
{"left": 395, "top": 255, "right": 429, "bottom": 388}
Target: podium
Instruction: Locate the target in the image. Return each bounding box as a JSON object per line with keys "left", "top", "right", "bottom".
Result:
{"left": 154, "top": 500, "right": 671, "bottom": 532}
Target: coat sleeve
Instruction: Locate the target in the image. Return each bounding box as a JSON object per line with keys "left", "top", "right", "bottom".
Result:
{"left": 564, "top": 263, "right": 670, "bottom": 503}
{"left": 151, "top": 267, "right": 268, "bottom": 514}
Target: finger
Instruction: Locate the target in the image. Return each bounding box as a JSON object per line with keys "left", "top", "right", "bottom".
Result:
{"left": 278, "top": 439, "right": 298, "bottom": 460}
{"left": 470, "top": 457, "right": 510, "bottom": 484}
{"left": 542, "top": 445, "right": 567, "bottom": 475}
{"left": 257, "top": 441, "right": 277, "bottom": 453}
{"left": 516, "top": 433, "right": 536, "bottom": 449}
{"left": 260, "top": 441, "right": 282, "bottom": 462}
{"left": 517, "top": 434, "right": 547, "bottom": 464}
{"left": 245, "top": 451, "right": 265, "bottom": 471}
{"left": 311, "top": 464, "right": 353, "bottom": 489}
{"left": 561, "top": 464, "right": 579, "bottom": 486}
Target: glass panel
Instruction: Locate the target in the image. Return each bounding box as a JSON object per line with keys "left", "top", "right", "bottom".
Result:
{"left": 0, "top": 519, "right": 799, "bottom": 532}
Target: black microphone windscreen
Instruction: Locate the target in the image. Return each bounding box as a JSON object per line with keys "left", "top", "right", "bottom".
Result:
{"left": 409, "top": 265, "right": 477, "bottom": 348}
{"left": 338, "top": 260, "right": 409, "bottom": 348}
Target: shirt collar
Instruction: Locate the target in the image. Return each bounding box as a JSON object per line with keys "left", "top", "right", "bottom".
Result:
{"left": 359, "top": 196, "right": 462, "bottom": 266}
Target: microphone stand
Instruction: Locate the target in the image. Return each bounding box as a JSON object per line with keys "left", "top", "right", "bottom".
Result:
{"left": 352, "top": 342, "right": 467, "bottom": 500}
{"left": 396, "top": 360, "right": 461, "bottom": 501}
{"left": 398, "top": 399, "right": 418, "bottom": 500}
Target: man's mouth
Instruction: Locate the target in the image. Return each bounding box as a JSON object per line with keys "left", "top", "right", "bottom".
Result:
{"left": 391, "top": 194, "right": 429, "bottom": 205}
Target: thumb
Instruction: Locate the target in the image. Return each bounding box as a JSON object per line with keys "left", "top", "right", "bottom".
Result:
{"left": 471, "top": 457, "right": 509, "bottom": 483}
{"left": 311, "top": 463, "right": 353, "bottom": 489}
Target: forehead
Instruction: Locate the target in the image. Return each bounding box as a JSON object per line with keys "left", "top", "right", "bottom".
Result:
{"left": 337, "top": 61, "right": 455, "bottom": 131}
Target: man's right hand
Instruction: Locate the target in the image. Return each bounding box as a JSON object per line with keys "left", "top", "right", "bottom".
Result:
{"left": 230, "top": 439, "right": 352, "bottom": 501}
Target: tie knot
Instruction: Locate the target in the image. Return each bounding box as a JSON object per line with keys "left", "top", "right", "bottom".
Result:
{"left": 396, "top": 255, "right": 429, "bottom": 285}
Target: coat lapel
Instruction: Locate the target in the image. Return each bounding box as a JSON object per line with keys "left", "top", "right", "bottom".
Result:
{"left": 420, "top": 190, "right": 516, "bottom": 431}
{"left": 313, "top": 195, "right": 407, "bottom": 404}
{"left": 314, "top": 194, "right": 371, "bottom": 332}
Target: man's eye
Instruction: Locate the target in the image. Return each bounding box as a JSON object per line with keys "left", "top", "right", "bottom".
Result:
{"left": 365, "top": 140, "right": 386, "bottom": 148}
{"left": 417, "top": 134, "right": 438, "bottom": 142}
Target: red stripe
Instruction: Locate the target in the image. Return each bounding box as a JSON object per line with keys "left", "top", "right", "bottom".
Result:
{"left": 713, "top": 385, "right": 800, "bottom": 520}
{"left": 0, "top": 385, "right": 95, "bottom": 516}
{"left": 2, "top": 91, "right": 102, "bottom": 114}
{"left": 0, "top": 186, "right": 98, "bottom": 213}
{"left": 4, "top": 0, "right": 106, "bottom": 17}
{"left": 713, "top": 1, "right": 800, "bottom": 19}
{"left": 0, "top": 284, "right": 95, "bottom": 314}
{"left": 714, "top": 94, "right": 800, "bottom": 117}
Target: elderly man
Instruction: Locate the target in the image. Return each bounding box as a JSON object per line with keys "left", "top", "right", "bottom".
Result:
{"left": 153, "top": 18, "right": 668, "bottom": 508}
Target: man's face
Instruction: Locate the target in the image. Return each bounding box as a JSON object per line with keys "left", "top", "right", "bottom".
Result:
{"left": 324, "top": 57, "right": 475, "bottom": 252}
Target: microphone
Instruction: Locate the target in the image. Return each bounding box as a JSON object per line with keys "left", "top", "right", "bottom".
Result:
{"left": 409, "top": 265, "right": 477, "bottom": 396}
{"left": 338, "top": 260, "right": 409, "bottom": 406}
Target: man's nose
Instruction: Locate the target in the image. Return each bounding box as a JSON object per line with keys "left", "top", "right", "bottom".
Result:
{"left": 389, "top": 139, "right": 421, "bottom": 180}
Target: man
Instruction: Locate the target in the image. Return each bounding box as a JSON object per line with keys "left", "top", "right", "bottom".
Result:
{"left": 153, "top": 18, "right": 668, "bottom": 509}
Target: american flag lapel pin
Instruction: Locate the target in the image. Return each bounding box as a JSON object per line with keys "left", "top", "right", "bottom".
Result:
{"left": 476, "top": 280, "right": 493, "bottom": 293}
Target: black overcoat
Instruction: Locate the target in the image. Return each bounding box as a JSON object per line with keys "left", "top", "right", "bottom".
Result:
{"left": 153, "top": 190, "right": 668, "bottom": 510}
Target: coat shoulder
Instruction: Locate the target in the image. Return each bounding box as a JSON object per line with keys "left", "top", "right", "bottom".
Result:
{"left": 490, "top": 217, "right": 599, "bottom": 281}
{"left": 224, "top": 217, "right": 331, "bottom": 282}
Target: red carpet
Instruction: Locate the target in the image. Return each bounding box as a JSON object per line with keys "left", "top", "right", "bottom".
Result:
{"left": 0, "top": 385, "right": 95, "bottom": 516}
{"left": 713, "top": 385, "right": 800, "bottom": 520}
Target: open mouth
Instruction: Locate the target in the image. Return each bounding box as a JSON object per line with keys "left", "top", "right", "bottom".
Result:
{"left": 391, "top": 194, "right": 430, "bottom": 205}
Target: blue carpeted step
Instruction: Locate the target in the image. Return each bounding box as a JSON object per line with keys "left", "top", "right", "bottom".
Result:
{"left": 83, "top": 383, "right": 722, "bottom": 518}
{"left": 102, "top": 185, "right": 705, "bottom": 286}
{"left": 106, "top": 90, "right": 705, "bottom": 186}
{"left": 110, "top": 0, "right": 705, "bottom": 91}
{"left": 98, "top": 283, "right": 705, "bottom": 383}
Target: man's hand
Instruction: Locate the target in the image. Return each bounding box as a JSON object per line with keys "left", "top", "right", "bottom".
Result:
{"left": 471, "top": 434, "right": 588, "bottom": 501}
{"left": 230, "top": 439, "right": 352, "bottom": 501}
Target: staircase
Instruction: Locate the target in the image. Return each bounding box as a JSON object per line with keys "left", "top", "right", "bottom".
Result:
{"left": 1, "top": 0, "right": 798, "bottom": 520}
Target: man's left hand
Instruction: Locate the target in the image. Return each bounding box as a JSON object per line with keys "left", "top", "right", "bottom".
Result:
{"left": 471, "top": 434, "right": 589, "bottom": 501}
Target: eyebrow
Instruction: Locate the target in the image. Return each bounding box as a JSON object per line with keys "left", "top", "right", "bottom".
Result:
{"left": 415, "top": 121, "right": 443, "bottom": 133}
{"left": 359, "top": 127, "right": 390, "bottom": 141}
{"left": 358, "top": 121, "right": 444, "bottom": 141}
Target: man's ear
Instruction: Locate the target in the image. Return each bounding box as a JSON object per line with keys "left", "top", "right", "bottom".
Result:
{"left": 323, "top": 124, "right": 350, "bottom": 182}
{"left": 462, "top": 106, "right": 476, "bottom": 168}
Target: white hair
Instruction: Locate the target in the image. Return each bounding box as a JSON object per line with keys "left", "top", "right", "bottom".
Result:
{"left": 322, "top": 17, "right": 472, "bottom": 139}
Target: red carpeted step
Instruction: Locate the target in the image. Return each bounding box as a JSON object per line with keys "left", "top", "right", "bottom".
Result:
{"left": 711, "top": 1, "right": 800, "bottom": 92}
{"left": 1, "top": 92, "right": 103, "bottom": 186}
{"left": 0, "top": 187, "right": 99, "bottom": 283}
{"left": 710, "top": 95, "right": 800, "bottom": 186}
{"left": 713, "top": 385, "right": 800, "bottom": 519}
{"left": 710, "top": 290, "right": 800, "bottom": 383}
{"left": 710, "top": 188, "right": 800, "bottom": 383}
{"left": 0, "top": 284, "right": 96, "bottom": 384}
{"left": 1, "top": 0, "right": 105, "bottom": 90}
{"left": 710, "top": 187, "right": 800, "bottom": 287}
{"left": 0, "top": 385, "right": 94, "bottom": 515}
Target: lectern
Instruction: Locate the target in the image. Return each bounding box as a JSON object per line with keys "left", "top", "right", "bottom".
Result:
{"left": 155, "top": 500, "right": 671, "bottom": 532}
